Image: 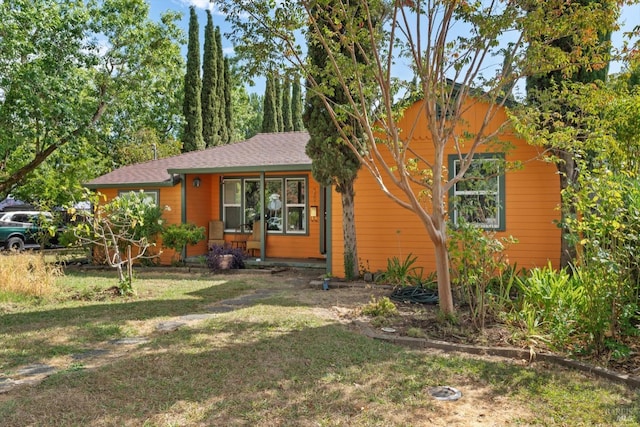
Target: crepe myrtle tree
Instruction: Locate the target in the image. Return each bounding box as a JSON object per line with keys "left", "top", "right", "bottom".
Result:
{"left": 219, "top": 0, "right": 618, "bottom": 314}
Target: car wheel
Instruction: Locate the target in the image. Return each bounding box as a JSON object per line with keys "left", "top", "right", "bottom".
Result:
{"left": 6, "top": 237, "right": 25, "bottom": 252}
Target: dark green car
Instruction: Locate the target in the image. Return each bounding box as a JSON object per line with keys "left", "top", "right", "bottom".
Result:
{"left": 0, "top": 211, "right": 58, "bottom": 251}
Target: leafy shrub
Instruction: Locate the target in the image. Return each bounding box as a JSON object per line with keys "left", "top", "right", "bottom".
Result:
{"left": 563, "top": 169, "right": 640, "bottom": 354}
{"left": 161, "top": 223, "right": 206, "bottom": 263}
{"left": 448, "top": 220, "right": 517, "bottom": 330}
{"left": 512, "top": 264, "right": 584, "bottom": 351}
{"left": 207, "top": 244, "right": 246, "bottom": 271}
{"left": 361, "top": 296, "right": 398, "bottom": 317}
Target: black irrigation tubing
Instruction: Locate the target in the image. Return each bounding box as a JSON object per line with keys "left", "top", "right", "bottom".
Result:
{"left": 390, "top": 285, "right": 439, "bottom": 305}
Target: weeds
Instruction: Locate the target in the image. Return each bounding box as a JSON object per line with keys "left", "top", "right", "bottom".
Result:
{"left": 361, "top": 296, "right": 398, "bottom": 317}
{"left": 379, "top": 253, "right": 423, "bottom": 287}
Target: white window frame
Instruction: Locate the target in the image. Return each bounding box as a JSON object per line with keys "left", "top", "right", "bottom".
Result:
{"left": 118, "top": 190, "right": 159, "bottom": 205}
{"left": 285, "top": 178, "right": 306, "bottom": 234}
{"left": 449, "top": 154, "right": 505, "bottom": 230}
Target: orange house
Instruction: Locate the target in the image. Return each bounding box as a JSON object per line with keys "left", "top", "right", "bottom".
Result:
{"left": 87, "top": 99, "right": 561, "bottom": 276}
{"left": 86, "top": 132, "right": 329, "bottom": 266}
{"left": 329, "top": 96, "right": 561, "bottom": 277}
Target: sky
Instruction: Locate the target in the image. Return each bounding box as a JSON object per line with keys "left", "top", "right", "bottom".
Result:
{"left": 147, "top": 0, "right": 640, "bottom": 95}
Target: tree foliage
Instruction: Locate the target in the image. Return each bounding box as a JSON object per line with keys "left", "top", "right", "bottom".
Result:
{"left": 0, "top": 0, "right": 184, "bottom": 202}
{"left": 282, "top": 77, "right": 293, "bottom": 131}
{"left": 202, "top": 10, "right": 219, "bottom": 148}
{"left": 261, "top": 74, "right": 278, "bottom": 133}
{"left": 182, "top": 6, "right": 204, "bottom": 152}
{"left": 291, "top": 77, "right": 305, "bottom": 131}
{"left": 526, "top": 0, "right": 617, "bottom": 267}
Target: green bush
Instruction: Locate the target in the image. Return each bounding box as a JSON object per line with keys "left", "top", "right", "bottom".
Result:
{"left": 448, "top": 220, "right": 517, "bottom": 330}
{"left": 513, "top": 264, "right": 585, "bottom": 351}
{"left": 161, "top": 223, "right": 206, "bottom": 264}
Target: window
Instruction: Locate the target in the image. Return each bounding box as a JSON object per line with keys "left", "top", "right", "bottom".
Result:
{"left": 222, "top": 179, "right": 242, "bottom": 230}
{"left": 118, "top": 190, "right": 159, "bottom": 205}
{"left": 285, "top": 178, "right": 305, "bottom": 233}
{"left": 449, "top": 154, "right": 504, "bottom": 230}
{"left": 222, "top": 177, "right": 307, "bottom": 234}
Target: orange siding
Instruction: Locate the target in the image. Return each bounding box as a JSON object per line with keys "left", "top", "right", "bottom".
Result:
{"left": 95, "top": 185, "right": 183, "bottom": 265}
{"left": 94, "top": 171, "right": 324, "bottom": 265}
{"left": 331, "top": 98, "right": 561, "bottom": 278}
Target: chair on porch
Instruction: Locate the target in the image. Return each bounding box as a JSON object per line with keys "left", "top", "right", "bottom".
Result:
{"left": 208, "top": 220, "right": 225, "bottom": 247}
{"left": 246, "top": 220, "right": 263, "bottom": 257}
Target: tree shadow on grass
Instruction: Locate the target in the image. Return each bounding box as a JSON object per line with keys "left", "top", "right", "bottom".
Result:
{"left": 1, "top": 316, "right": 636, "bottom": 426}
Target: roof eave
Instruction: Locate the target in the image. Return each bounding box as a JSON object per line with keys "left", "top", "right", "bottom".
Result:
{"left": 84, "top": 176, "right": 181, "bottom": 190}
{"left": 167, "top": 164, "right": 313, "bottom": 174}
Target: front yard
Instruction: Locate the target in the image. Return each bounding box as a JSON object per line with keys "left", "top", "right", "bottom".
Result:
{"left": 0, "top": 268, "right": 638, "bottom": 426}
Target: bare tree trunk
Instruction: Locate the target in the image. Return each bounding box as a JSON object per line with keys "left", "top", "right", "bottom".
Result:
{"left": 434, "top": 241, "right": 454, "bottom": 315}
{"left": 341, "top": 179, "right": 359, "bottom": 280}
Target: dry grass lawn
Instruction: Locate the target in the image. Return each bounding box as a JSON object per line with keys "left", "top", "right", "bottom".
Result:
{"left": 0, "top": 268, "right": 638, "bottom": 426}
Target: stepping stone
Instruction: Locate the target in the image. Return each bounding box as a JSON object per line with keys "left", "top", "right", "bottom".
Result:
{"left": 206, "top": 306, "right": 236, "bottom": 313}
{"left": 72, "top": 349, "right": 111, "bottom": 360}
{"left": 156, "top": 321, "right": 187, "bottom": 332}
{"left": 0, "top": 378, "right": 17, "bottom": 394}
{"left": 179, "top": 313, "right": 217, "bottom": 321}
{"left": 15, "top": 364, "right": 57, "bottom": 377}
{"left": 109, "top": 337, "right": 150, "bottom": 345}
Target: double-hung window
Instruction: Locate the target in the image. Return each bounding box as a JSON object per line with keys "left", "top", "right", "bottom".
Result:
{"left": 118, "top": 190, "right": 159, "bottom": 205}
{"left": 449, "top": 154, "right": 505, "bottom": 230}
{"left": 222, "top": 177, "right": 307, "bottom": 234}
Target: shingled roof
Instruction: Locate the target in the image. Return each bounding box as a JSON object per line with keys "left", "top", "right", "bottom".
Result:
{"left": 86, "top": 131, "right": 311, "bottom": 188}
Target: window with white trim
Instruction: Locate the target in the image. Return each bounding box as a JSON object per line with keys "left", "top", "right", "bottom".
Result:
{"left": 222, "top": 177, "right": 307, "bottom": 234}
{"left": 285, "top": 178, "right": 306, "bottom": 233}
{"left": 449, "top": 154, "right": 505, "bottom": 230}
{"left": 118, "top": 190, "right": 159, "bottom": 205}
{"left": 222, "top": 179, "right": 242, "bottom": 230}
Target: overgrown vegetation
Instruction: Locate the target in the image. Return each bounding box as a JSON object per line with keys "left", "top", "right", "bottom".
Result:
{"left": 378, "top": 253, "right": 423, "bottom": 288}
{"left": 448, "top": 220, "right": 517, "bottom": 330}
{"left": 68, "top": 190, "right": 165, "bottom": 295}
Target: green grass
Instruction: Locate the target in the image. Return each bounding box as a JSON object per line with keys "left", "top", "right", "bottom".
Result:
{"left": 0, "top": 269, "right": 638, "bottom": 426}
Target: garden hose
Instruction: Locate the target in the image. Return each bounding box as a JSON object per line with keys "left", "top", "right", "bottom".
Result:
{"left": 390, "top": 285, "right": 439, "bottom": 305}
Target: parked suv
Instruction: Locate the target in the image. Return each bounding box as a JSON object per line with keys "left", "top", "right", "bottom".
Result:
{"left": 0, "top": 211, "right": 57, "bottom": 251}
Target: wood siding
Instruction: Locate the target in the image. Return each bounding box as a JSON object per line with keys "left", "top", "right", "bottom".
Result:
{"left": 95, "top": 185, "right": 182, "bottom": 265}
{"left": 96, "top": 171, "right": 325, "bottom": 264}
{"left": 330, "top": 98, "right": 561, "bottom": 278}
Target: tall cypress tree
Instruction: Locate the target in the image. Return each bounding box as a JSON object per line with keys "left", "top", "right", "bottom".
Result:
{"left": 274, "top": 76, "right": 283, "bottom": 132}
{"left": 215, "top": 27, "right": 227, "bottom": 145}
{"left": 303, "top": 3, "right": 379, "bottom": 280}
{"left": 282, "top": 77, "right": 293, "bottom": 132}
{"left": 182, "top": 6, "right": 204, "bottom": 152}
{"left": 224, "top": 56, "right": 233, "bottom": 143}
{"left": 291, "top": 77, "right": 304, "bottom": 131}
{"left": 201, "top": 10, "right": 218, "bottom": 148}
{"left": 261, "top": 74, "right": 277, "bottom": 133}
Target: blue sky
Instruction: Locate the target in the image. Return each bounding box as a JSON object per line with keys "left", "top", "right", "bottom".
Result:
{"left": 148, "top": 0, "right": 640, "bottom": 95}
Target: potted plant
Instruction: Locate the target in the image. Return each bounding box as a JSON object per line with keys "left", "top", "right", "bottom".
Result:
{"left": 322, "top": 272, "right": 332, "bottom": 291}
